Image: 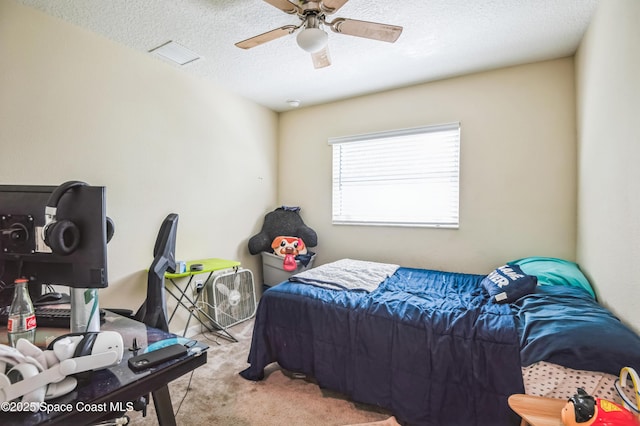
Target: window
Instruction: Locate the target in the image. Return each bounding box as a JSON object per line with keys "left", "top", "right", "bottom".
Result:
{"left": 330, "top": 122, "right": 460, "bottom": 228}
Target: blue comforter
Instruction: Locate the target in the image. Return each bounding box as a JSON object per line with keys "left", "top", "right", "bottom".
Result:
{"left": 240, "top": 267, "right": 524, "bottom": 425}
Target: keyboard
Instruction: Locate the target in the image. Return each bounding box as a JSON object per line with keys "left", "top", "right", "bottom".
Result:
{"left": 0, "top": 306, "right": 106, "bottom": 329}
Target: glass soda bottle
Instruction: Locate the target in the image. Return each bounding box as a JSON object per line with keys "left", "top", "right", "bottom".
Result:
{"left": 7, "top": 277, "right": 37, "bottom": 346}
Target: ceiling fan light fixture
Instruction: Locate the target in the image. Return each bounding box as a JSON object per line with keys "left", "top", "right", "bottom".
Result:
{"left": 296, "top": 27, "right": 328, "bottom": 53}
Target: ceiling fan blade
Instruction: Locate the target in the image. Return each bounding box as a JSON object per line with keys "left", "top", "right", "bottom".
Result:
{"left": 330, "top": 18, "right": 403, "bottom": 43}
{"left": 312, "top": 46, "right": 331, "bottom": 69}
{"left": 263, "top": 0, "right": 301, "bottom": 14}
{"left": 235, "top": 25, "right": 297, "bottom": 49}
{"left": 320, "top": 0, "right": 349, "bottom": 14}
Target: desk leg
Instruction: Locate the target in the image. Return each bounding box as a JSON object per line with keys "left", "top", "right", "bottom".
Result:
{"left": 181, "top": 272, "right": 213, "bottom": 336}
{"left": 152, "top": 385, "right": 176, "bottom": 426}
{"left": 167, "top": 277, "right": 194, "bottom": 325}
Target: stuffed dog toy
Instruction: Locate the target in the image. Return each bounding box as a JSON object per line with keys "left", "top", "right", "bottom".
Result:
{"left": 271, "top": 236, "right": 307, "bottom": 257}
{"left": 271, "top": 236, "right": 307, "bottom": 272}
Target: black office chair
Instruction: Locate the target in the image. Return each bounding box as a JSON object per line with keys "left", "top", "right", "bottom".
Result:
{"left": 133, "top": 213, "right": 179, "bottom": 332}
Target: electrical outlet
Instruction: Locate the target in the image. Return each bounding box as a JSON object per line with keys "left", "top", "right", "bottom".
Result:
{"left": 195, "top": 279, "right": 204, "bottom": 292}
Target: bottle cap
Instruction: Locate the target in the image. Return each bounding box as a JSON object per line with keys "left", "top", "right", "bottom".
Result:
{"left": 14, "top": 278, "right": 28, "bottom": 284}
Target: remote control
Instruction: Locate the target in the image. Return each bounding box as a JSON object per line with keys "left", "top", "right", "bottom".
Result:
{"left": 128, "top": 344, "right": 188, "bottom": 371}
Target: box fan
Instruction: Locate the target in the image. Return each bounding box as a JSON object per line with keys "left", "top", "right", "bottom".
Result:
{"left": 204, "top": 268, "right": 257, "bottom": 329}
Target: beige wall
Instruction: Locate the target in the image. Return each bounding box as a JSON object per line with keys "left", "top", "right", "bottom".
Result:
{"left": 0, "top": 1, "right": 278, "bottom": 334}
{"left": 8, "top": 0, "right": 635, "bottom": 335}
{"left": 576, "top": 0, "right": 640, "bottom": 332}
{"left": 278, "top": 58, "right": 578, "bottom": 274}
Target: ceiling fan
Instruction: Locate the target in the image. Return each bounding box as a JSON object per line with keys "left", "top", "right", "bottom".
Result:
{"left": 235, "top": 0, "right": 403, "bottom": 69}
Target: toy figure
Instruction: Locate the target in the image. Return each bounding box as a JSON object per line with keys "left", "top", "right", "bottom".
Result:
{"left": 561, "top": 388, "right": 640, "bottom": 426}
{"left": 271, "top": 236, "right": 307, "bottom": 271}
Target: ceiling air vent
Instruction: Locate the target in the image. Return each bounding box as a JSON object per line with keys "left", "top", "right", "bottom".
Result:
{"left": 149, "top": 41, "right": 201, "bottom": 65}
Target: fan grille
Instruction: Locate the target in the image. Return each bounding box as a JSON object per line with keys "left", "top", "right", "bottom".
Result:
{"left": 205, "top": 268, "right": 257, "bottom": 329}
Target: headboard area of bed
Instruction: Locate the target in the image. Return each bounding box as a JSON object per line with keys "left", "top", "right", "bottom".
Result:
{"left": 486, "top": 256, "right": 640, "bottom": 376}
{"left": 502, "top": 257, "right": 640, "bottom": 374}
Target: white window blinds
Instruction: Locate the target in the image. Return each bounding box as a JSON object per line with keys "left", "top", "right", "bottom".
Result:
{"left": 330, "top": 123, "right": 460, "bottom": 228}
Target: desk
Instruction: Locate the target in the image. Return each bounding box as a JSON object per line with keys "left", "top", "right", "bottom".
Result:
{"left": 508, "top": 394, "right": 566, "bottom": 426}
{"left": 0, "top": 312, "right": 208, "bottom": 426}
{"left": 165, "top": 258, "right": 240, "bottom": 341}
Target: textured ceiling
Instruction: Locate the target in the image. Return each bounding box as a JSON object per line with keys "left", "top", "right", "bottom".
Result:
{"left": 16, "top": 0, "right": 600, "bottom": 112}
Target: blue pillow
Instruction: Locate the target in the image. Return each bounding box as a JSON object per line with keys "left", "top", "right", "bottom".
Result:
{"left": 509, "top": 257, "right": 596, "bottom": 299}
{"left": 481, "top": 264, "right": 538, "bottom": 303}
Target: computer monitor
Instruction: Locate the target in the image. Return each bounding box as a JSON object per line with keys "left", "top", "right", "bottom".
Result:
{"left": 0, "top": 182, "right": 109, "bottom": 307}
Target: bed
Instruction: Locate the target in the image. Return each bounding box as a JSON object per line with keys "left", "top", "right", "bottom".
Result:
{"left": 240, "top": 257, "right": 640, "bottom": 425}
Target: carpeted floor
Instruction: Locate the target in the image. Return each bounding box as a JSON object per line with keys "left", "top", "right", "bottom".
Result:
{"left": 126, "top": 319, "right": 394, "bottom": 425}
